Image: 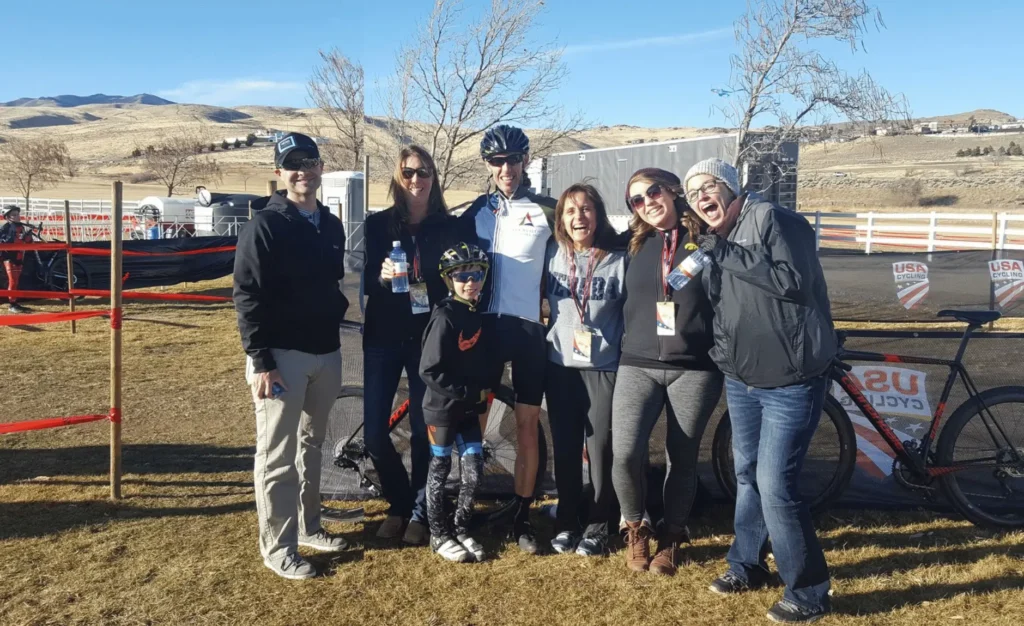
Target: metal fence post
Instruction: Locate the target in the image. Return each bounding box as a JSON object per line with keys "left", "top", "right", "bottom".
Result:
{"left": 928, "top": 212, "right": 937, "bottom": 252}
{"left": 814, "top": 212, "right": 821, "bottom": 251}
{"left": 865, "top": 212, "right": 875, "bottom": 254}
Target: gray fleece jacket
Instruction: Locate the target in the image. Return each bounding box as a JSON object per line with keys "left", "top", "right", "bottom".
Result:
{"left": 544, "top": 239, "right": 628, "bottom": 371}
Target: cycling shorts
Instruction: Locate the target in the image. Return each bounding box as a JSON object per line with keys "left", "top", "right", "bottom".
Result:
{"left": 485, "top": 314, "right": 547, "bottom": 407}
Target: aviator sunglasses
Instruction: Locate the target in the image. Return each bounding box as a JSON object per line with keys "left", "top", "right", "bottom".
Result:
{"left": 628, "top": 183, "right": 664, "bottom": 211}
{"left": 280, "top": 157, "right": 323, "bottom": 171}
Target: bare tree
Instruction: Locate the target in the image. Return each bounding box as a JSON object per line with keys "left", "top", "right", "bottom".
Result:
{"left": 373, "top": 0, "right": 588, "bottom": 191}
{"left": 308, "top": 49, "right": 365, "bottom": 170}
{"left": 141, "top": 127, "right": 223, "bottom": 196}
{"left": 716, "top": 0, "right": 911, "bottom": 169}
{"left": 0, "top": 137, "right": 74, "bottom": 206}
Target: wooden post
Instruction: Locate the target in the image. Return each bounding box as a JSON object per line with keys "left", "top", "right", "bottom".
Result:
{"left": 63, "top": 201, "right": 77, "bottom": 334}
{"left": 363, "top": 155, "right": 370, "bottom": 219}
{"left": 989, "top": 212, "right": 999, "bottom": 329}
{"left": 110, "top": 182, "right": 123, "bottom": 500}
{"left": 266, "top": 180, "right": 278, "bottom": 196}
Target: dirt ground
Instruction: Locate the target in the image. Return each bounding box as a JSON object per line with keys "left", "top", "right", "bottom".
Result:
{"left": 1, "top": 277, "right": 1023, "bottom": 625}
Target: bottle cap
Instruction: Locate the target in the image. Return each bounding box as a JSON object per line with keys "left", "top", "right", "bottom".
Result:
{"left": 392, "top": 241, "right": 401, "bottom": 248}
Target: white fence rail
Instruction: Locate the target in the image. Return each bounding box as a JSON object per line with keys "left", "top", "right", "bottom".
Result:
{"left": 810, "top": 211, "right": 1024, "bottom": 252}
{"left": 1, "top": 197, "right": 141, "bottom": 213}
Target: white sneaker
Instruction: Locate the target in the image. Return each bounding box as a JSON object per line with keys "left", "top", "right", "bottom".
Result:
{"left": 298, "top": 528, "right": 349, "bottom": 552}
{"left": 456, "top": 533, "right": 486, "bottom": 562}
{"left": 263, "top": 552, "right": 316, "bottom": 580}
{"left": 431, "top": 536, "right": 471, "bottom": 563}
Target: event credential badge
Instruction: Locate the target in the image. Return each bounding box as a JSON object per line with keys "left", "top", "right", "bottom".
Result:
{"left": 656, "top": 301, "right": 675, "bottom": 336}
{"left": 409, "top": 283, "right": 429, "bottom": 315}
{"left": 572, "top": 327, "right": 593, "bottom": 363}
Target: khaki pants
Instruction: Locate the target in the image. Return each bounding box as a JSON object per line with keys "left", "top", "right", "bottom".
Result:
{"left": 246, "top": 348, "right": 342, "bottom": 559}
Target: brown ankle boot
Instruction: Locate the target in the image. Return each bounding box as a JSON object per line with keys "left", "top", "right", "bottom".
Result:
{"left": 650, "top": 526, "right": 689, "bottom": 576}
{"left": 622, "top": 520, "right": 652, "bottom": 572}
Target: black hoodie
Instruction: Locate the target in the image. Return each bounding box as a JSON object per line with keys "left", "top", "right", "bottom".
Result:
{"left": 620, "top": 226, "right": 717, "bottom": 371}
{"left": 419, "top": 297, "right": 491, "bottom": 426}
{"left": 233, "top": 191, "right": 349, "bottom": 372}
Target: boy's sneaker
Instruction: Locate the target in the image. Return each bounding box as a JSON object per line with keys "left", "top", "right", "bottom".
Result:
{"left": 376, "top": 515, "right": 406, "bottom": 539}
{"left": 298, "top": 528, "right": 349, "bottom": 552}
{"left": 575, "top": 532, "right": 608, "bottom": 557}
{"left": 8, "top": 303, "right": 28, "bottom": 314}
{"left": 766, "top": 599, "right": 828, "bottom": 623}
{"left": 402, "top": 520, "right": 429, "bottom": 545}
{"left": 263, "top": 552, "right": 316, "bottom": 580}
{"left": 550, "top": 531, "right": 579, "bottom": 554}
{"left": 456, "top": 533, "right": 486, "bottom": 562}
{"left": 708, "top": 570, "right": 768, "bottom": 595}
{"left": 431, "top": 535, "right": 471, "bottom": 563}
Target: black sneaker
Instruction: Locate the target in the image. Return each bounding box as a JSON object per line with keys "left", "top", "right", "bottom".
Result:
{"left": 575, "top": 532, "right": 608, "bottom": 557}
{"left": 8, "top": 303, "right": 29, "bottom": 314}
{"left": 708, "top": 570, "right": 768, "bottom": 595}
{"left": 550, "top": 531, "right": 579, "bottom": 554}
{"left": 511, "top": 521, "right": 540, "bottom": 555}
{"left": 766, "top": 599, "right": 828, "bottom": 623}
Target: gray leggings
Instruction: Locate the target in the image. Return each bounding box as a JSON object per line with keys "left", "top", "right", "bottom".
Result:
{"left": 611, "top": 365, "right": 723, "bottom": 531}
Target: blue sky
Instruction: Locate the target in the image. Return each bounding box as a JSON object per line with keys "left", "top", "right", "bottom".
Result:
{"left": 2, "top": 0, "right": 1020, "bottom": 127}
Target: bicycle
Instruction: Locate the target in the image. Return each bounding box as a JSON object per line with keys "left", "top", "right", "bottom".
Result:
{"left": 320, "top": 320, "right": 549, "bottom": 526}
{"left": 20, "top": 223, "right": 90, "bottom": 292}
{"left": 711, "top": 309, "right": 1024, "bottom": 529}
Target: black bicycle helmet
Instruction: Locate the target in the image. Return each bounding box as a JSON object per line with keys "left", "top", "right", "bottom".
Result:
{"left": 136, "top": 205, "right": 160, "bottom": 221}
{"left": 479, "top": 124, "right": 530, "bottom": 158}
{"left": 2, "top": 205, "right": 20, "bottom": 218}
{"left": 439, "top": 242, "right": 489, "bottom": 283}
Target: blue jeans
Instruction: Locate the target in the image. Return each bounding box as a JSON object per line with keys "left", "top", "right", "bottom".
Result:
{"left": 725, "top": 375, "right": 831, "bottom": 611}
{"left": 363, "top": 343, "right": 429, "bottom": 523}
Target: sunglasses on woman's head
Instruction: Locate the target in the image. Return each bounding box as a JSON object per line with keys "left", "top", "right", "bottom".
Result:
{"left": 628, "top": 183, "right": 664, "bottom": 211}
{"left": 401, "top": 167, "right": 433, "bottom": 180}
{"left": 451, "top": 270, "right": 485, "bottom": 283}
{"left": 486, "top": 154, "right": 524, "bottom": 168}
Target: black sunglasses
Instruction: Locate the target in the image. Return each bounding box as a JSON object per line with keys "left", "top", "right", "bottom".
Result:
{"left": 628, "top": 183, "right": 664, "bottom": 211}
{"left": 401, "top": 167, "right": 433, "bottom": 180}
{"left": 485, "top": 154, "right": 524, "bottom": 167}
{"left": 280, "top": 157, "right": 323, "bottom": 171}
{"left": 450, "top": 270, "right": 485, "bottom": 283}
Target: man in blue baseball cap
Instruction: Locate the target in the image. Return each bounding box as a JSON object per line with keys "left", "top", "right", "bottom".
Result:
{"left": 234, "top": 132, "right": 351, "bottom": 579}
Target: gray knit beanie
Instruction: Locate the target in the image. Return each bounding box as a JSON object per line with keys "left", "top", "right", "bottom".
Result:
{"left": 684, "top": 158, "right": 740, "bottom": 197}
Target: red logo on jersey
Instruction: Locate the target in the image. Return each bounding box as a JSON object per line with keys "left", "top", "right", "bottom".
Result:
{"left": 458, "top": 328, "right": 481, "bottom": 351}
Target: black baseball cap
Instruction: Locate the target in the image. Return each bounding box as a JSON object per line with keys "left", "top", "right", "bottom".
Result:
{"left": 274, "top": 132, "right": 320, "bottom": 168}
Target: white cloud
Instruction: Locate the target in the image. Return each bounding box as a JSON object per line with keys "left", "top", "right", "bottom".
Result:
{"left": 157, "top": 79, "right": 304, "bottom": 106}
{"left": 562, "top": 27, "right": 732, "bottom": 56}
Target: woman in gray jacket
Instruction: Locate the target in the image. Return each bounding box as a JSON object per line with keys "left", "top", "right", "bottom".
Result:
{"left": 543, "top": 183, "right": 628, "bottom": 557}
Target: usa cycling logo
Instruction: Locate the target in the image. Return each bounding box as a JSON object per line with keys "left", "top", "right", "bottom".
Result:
{"left": 892, "top": 262, "right": 929, "bottom": 310}
{"left": 989, "top": 259, "right": 1024, "bottom": 309}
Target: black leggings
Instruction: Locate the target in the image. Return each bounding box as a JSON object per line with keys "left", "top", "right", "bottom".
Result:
{"left": 426, "top": 420, "right": 484, "bottom": 539}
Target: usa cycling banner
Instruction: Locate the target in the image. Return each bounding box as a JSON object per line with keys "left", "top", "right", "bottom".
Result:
{"left": 989, "top": 259, "right": 1024, "bottom": 309}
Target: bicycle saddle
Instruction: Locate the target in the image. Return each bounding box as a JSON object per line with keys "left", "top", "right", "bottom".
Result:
{"left": 937, "top": 309, "right": 1001, "bottom": 325}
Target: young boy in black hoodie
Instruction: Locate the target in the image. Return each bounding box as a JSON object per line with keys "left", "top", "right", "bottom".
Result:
{"left": 419, "top": 242, "right": 492, "bottom": 563}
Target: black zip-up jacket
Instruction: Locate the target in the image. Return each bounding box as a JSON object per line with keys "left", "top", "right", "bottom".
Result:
{"left": 233, "top": 191, "right": 349, "bottom": 372}
{"left": 363, "top": 208, "right": 458, "bottom": 348}
{"left": 419, "top": 297, "right": 491, "bottom": 426}
{"left": 701, "top": 194, "right": 837, "bottom": 388}
{"left": 620, "top": 226, "right": 717, "bottom": 371}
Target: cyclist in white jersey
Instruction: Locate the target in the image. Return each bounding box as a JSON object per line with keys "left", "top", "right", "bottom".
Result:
{"left": 458, "top": 125, "right": 554, "bottom": 554}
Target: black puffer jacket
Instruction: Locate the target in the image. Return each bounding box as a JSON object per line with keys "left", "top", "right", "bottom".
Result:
{"left": 620, "top": 226, "right": 717, "bottom": 371}
{"left": 233, "top": 191, "right": 348, "bottom": 372}
{"left": 701, "top": 194, "right": 836, "bottom": 388}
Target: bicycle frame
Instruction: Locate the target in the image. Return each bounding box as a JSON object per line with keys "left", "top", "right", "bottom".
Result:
{"left": 833, "top": 324, "right": 1017, "bottom": 478}
{"left": 341, "top": 392, "right": 497, "bottom": 452}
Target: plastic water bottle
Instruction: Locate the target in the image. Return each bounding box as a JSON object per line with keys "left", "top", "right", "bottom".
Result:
{"left": 666, "top": 250, "right": 711, "bottom": 290}
{"left": 390, "top": 241, "right": 409, "bottom": 293}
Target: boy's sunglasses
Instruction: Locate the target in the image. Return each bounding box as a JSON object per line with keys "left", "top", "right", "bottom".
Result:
{"left": 628, "top": 183, "right": 664, "bottom": 211}
{"left": 401, "top": 167, "right": 433, "bottom": 180}
{"left": 451, "top": 270, "right": 485, "bottom": 283}
{"left": 485, "top": 154, "right": 524, "bottom": 168}
{"left": 280, "top": 157, "right": 323, "bottom": 171}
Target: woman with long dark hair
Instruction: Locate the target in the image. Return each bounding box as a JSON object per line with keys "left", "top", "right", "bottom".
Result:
{"left": 543, "top": 183, "right": 628, "bottom": 557}
{"left": 362, "top": 145, "right": 457, "bottom": 545}
{"left": 611, "top": 168, "right": 723, "bottom": 575}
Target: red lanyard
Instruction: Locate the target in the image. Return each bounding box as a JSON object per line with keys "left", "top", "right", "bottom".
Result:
{"left": 411, "top": 243, "right": 421, "bottom": 282}
{"left": 661, "top": 229, "right": 678, "bottom": 300}
{"left": 567, "top": 248, "right": 598, "bottom": 325}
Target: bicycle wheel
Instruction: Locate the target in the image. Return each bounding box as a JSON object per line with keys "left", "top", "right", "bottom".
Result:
{"left": 711, "top": 394, "right": 856, "bottom": 514}
{"left": 937, "top": 386, "right": 1024, "bottom": 529}
{"left": 474, "top": 384, "right": 548, "bottom": 525}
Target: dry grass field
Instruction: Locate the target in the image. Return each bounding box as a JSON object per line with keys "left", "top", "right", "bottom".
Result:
{"left": 2, "top": 277, "right": 1024, "bottom": 625}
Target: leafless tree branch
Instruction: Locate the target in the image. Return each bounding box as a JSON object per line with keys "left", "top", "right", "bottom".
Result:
{"left": 140, "top": 126, "right": 223, "bottom": 197}
{"left": 308, "top": 49, "right": 365, "bottom": 170}
{"left": 0, "top": 137, "right": 74, "bottom": 205}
